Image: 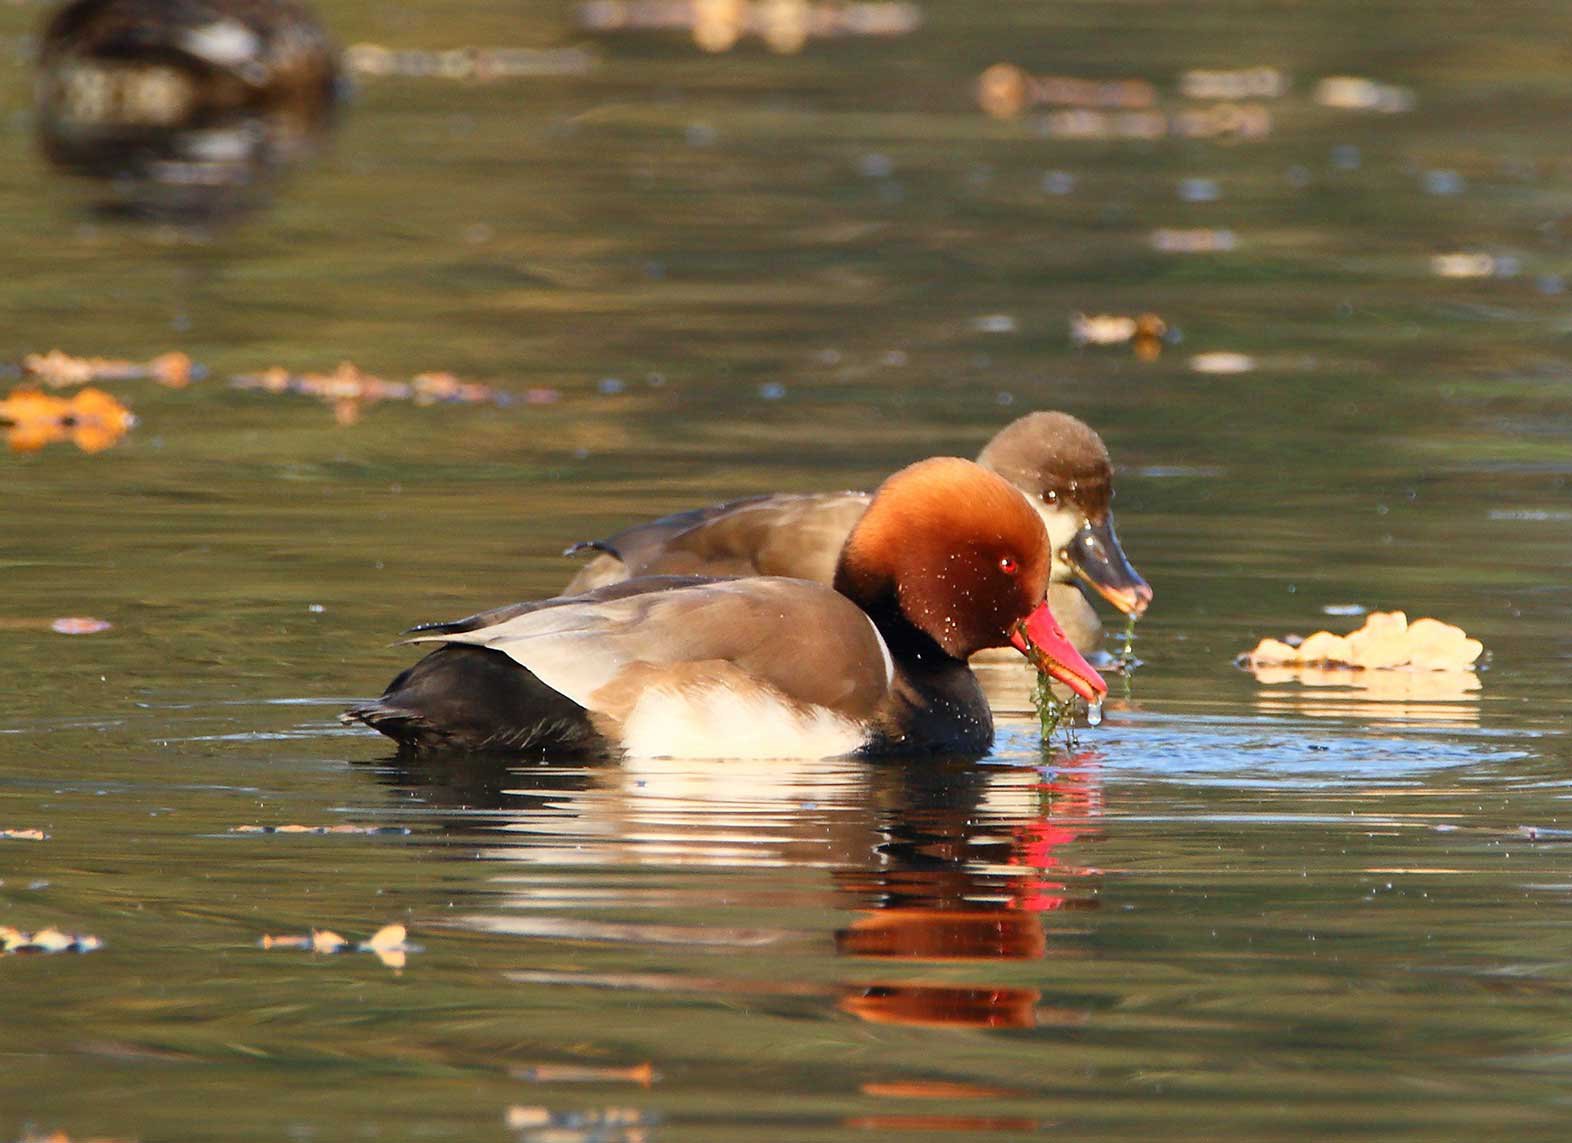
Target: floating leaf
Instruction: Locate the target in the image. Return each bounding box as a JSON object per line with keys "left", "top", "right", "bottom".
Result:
{"left": 372, "top": 947, "right": 407, "bottom": 970}
{"left": 365, "top": 923, "right": 406, "bottom": 951}
{"left": 0, "top": 386, "right": 136, "bottom": 453}
{"left": 311, "top": 929, "right": 348, "bottom": 954}
{"left": 578, "top": 0, "right": 919, "bottom": 55}
{"left": 229, "top": 360, "right": 537, "bottom": 421}
{"left": 1069, "top": 312, "right": 1168, "bottom": 361}
{"left": 510, "top": 1061, "right": 657, "bottom": 1086}
{"left": 22, "top": 348, "right": 197, "bottom": 388}
{"left": 1, "top": 828, "right": 48, "bottom": 840}
{"left": 1, "top": 925, "right": 102, "bottom": 954}
{"left": 361, "top": 923, "right": 414, "bottom": 969}
{"left": 344, "top": 42, "right": 597, "bottom": 81}
{"left": 259, "top": 923, "right": 417, "bottom": 969}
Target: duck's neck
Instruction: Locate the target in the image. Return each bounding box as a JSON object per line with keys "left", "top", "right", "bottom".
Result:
{"left": 855, "top": 596, "right": 994, "bottom": 756}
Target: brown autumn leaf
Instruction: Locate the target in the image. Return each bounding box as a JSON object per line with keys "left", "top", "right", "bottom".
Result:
{"left": 0, "top": 386, "right": 135, "bottom": 453}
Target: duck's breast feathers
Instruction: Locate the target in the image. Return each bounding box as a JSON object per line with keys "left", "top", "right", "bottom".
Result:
{"left": 409, "top": 576, "right": 894, "bottom": 727}
{"left": 566, "top": 491, "right": 871, "bottom": 588}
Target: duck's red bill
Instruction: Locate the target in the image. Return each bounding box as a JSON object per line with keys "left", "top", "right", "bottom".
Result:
{"left": 1010, "top": 601, "right": 1109, "bottom": 703}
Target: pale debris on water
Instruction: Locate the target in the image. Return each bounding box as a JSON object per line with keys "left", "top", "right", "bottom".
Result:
{"left": 230, "top": 823, "right": 410, "bottom": 835}
{"left": 344, "top": 42, "right": 598, "bottom": 81}
{"left": 579, "top": 0, "right": 921, "bottom": 55}
{"left": 1314, "top": 76, "right": 1415, "bottom": 113}
{"left": 1, "top": 828, "right": 48, "bottom": 840}
{"left": 1431, "top": 252, "right": 1506, "bottom": 279}
{"left": 1071, "top": 312, "right": 1168, "bottom": 361}
{"left": 1151, "top": 227, "right": 1238, "bottom": 253}
{"left": 1188, "top": 351, "right": 1256, "bottom": 374}
{"left": 510, "top": 1060, "right": 658, "bottom": 1086}
{"left": 1237, "top": 611, "right": 1483, "bottom": 671}
{"left": 22, "top": 348, "right": 196, "bottom": 388}
{"left": 505, "top": 1105, "right": 657, "bottom": 1133}
{"left": 51, "top": 617, "right": 113, "bottom": 635}
{"left": 1179, "top": 66, "right": 1286, "bottom": 100}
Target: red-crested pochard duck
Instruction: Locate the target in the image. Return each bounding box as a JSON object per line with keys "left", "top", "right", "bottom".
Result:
{"left": 563, "top": 411, "right": 1152, "bottom": 653}
{"left": 343, "top": 458, "right": 1107, "bottom": 758}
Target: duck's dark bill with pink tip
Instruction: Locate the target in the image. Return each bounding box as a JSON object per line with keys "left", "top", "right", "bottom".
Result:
{"left": 1010, "top": 602, "right": 1108, "bottom": 702}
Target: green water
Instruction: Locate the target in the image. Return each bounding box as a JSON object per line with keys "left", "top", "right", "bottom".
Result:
{"left": 3, "top": 0, "right": 1571, "bottom": 1139}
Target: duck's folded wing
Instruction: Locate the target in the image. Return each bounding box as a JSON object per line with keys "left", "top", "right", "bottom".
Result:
{"left": 408, "top": 576, "right": 713, "bottom": 636}
{"left": 407, "top": 577, "right": 892, "bottom": 721}
{"left": 565, "top": 491, "right": 872, "bottom": 589}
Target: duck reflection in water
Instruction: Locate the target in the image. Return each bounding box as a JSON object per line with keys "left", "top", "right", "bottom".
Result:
{"left": 835, "top": 753, "right": 1103, "bottom": 1030}
{"left": 34, "top": 0, "right": 341, "bottom": 223}
{"left": 368, "top": 747, "right": 1103, "bottom": 1033}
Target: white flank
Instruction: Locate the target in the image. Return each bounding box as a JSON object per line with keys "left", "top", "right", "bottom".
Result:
{"left": 619, "top": 685, "right": 867, "bottom": 760}
{"left": 181, "top": 19, "right": 262, "bottom": 68}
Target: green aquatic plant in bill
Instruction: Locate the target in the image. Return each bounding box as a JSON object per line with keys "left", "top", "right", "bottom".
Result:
{"left": 1032, "top": 668, "right": 1071, "bottom": 742}
{"left": 1118, "top": 612, "right": 1139, "bottom": 670}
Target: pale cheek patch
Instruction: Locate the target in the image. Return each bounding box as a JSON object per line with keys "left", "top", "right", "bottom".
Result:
{"left": 1033, "top": 502, "right": 1082, "bottom": 580}
{"left": 619, "top": 685, "right": 868, "bottom": 759}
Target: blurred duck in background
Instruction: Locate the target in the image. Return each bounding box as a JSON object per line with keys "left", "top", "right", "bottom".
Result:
{"left": 35, "top": 0, "right": 340, "bottom": 221}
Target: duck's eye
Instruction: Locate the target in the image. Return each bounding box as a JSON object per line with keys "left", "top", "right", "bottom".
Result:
{"left": 998, "top": 555, "right": 1019, "bottom": 575}
{"left": 1041, "top": 489, "right": 1060, "bottom": 506}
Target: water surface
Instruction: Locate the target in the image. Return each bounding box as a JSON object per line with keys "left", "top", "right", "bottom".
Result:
{"left": 2, "top": 0, "right": 1570, "bottom": 1139}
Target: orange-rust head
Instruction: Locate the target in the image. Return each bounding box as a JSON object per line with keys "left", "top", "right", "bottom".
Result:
{"left": 834, "top": 457, "right": 1052, "bottom": 660}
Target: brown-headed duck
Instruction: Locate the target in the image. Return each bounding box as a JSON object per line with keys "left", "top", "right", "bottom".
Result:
{"left": 343, "top": 458, "right": 1107, "bottom": 758}
{"left": 563, "top": 411, "right": 1151, "bottom": 653}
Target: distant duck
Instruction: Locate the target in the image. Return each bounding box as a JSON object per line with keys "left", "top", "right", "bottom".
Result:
{"left": 344, "top": 458, "right": 1107, "bottom": 758}
{"left": 35, "top": 0, "right": 340, "bottom": 219}
{"left": 565, "top": 411, "right": 1152, "bottom": 654}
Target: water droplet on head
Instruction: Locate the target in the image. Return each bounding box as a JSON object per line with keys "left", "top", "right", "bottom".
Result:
{"left": 1086, "top": 700, "right": 1104, "bottom": 727}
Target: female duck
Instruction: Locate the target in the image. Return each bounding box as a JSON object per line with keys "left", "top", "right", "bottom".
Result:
{"left": 564, "top": 411, "right": 1151, "bottom": 652}
{"left": 344, "top": 458, "right": 1107, "bottom": 758}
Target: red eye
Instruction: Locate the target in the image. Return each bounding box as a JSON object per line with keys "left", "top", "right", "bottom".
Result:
{"left": 998, "top": 555, "right": 1019, "bottom": 575}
